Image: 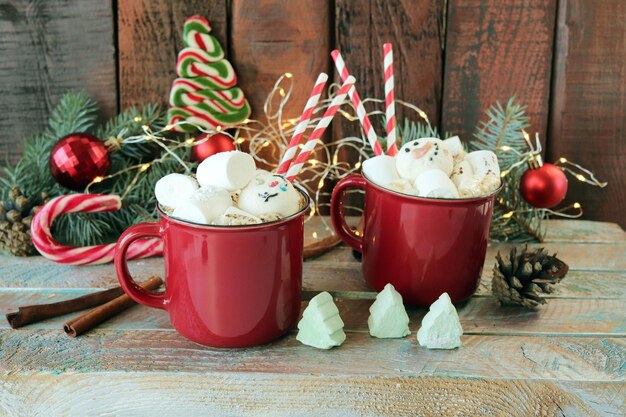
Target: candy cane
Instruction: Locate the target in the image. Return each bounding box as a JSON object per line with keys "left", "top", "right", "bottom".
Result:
{"left": 383, "top": 43, "right": 398, "bottom": 156}
{"left": 276, "top": 73, "right": 328, "bottom": 175}
{"left": 285, "top": 76, "right": 356, "bottom": 182}
{"left": 331, "top": 50, "right": 384, "bottom": 157}
{"left": 31, "top": 194, "right": 162, "bottom": 266}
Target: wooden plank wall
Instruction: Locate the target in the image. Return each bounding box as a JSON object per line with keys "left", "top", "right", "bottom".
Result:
{"left": 0, "top": 0, "right": 624, "bottom": 227}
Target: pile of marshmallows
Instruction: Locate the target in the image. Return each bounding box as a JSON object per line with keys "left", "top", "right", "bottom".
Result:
{"left": 363, "top": 137, "right": 500, "bottom": 198}
{"left": 155, "top": 151, "right": 304, "bottom": 225}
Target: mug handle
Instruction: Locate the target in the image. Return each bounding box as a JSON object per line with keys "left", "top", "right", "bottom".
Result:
{"left": 330, "top": 174, "right": 366, "bottom": 251}
{"left": 114, "top": 222, "right": 167, "bottom": 310}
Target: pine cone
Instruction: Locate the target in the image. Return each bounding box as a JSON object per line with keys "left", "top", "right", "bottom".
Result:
{"left": 492, "top": 244, "right": 568, "bottom": 309}
{"left": 0, "top": 188, "right": 47, "bottom": 257}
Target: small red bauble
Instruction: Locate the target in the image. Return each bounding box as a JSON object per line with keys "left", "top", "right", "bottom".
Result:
{"left": 49, "top": 133, "right": 111, "bottom": 191}
{"left": 519, "top": 163, "right": 568, "bottom": 208}
{"left": 191, "top": 132, "right": 235, "bottom": 162}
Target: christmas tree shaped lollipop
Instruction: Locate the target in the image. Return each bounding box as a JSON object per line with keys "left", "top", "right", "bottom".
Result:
{"left": 368, "top": 283, "right": 410, "bottom": 338}
{"left": 167, "top": 16, "right": 251, "bottom": 132}
{"left": 297, "top": 292, "right": 346, "bottom": 349}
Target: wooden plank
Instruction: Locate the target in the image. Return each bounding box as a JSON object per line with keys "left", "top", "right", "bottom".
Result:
{"left": 543, "top": 220, "right": 626, "bottom": 243}
{"left": 0, "top": 0, "right": 117, "bottom": 163}
{"left": 2, "top": 291, "right": 624, "bottom": 337}
{"left": 117, "top": 0, "right": 228, "bottom": 109}
{"left": 0, "top": 372, "right": 619, "bottom": 417}
{"left": 0, "top": 329, "right": 623, "bottom": 383}
{"left": 230, "top": 0, "right": 330, "bottom": 123}
{"left": 441, "top": 0, "right": 557, "bottom": 145}
{"left": 548, "top": 0, "right": 626, "bottom": 228}
{"left": 315, "top": 241, "right": 626, "bottom": 272}
{"left": 333, "top": 0, "right": 444, "bottom": 140}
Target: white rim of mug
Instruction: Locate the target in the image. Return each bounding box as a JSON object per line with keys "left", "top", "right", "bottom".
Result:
{"left": 362, "top": 172, "right": 503, "bottom": 203}
{"left": 157, "top": 184, "right": 311, "bottom": 229}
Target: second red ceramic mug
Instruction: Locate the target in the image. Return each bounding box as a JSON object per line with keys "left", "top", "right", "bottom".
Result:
{"left": 331, "top": 174, "right": 499, "bottom": 306}
{"left": 115, "top": 188, "right": 309, "bottom": 348}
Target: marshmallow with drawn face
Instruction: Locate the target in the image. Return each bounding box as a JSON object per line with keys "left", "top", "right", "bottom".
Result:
{"left": 238, "top": 170, "right": 301, "bottom": 218}
{"left": 171, "top": 186, "right": 232, "bottom": 224}
{"left": 155, "top": 173, "right": 199, "bottom": 210}
{"left": 414, "top": 169, "right": 460, "bottom": 199}
{"left": 362, "top": 155, "right": 399, "bottom": 186}
{"left": 396, "top": 138, "right": 454, "bottom": 181}
{"left": 196, "top": 150, "right": 256, "bottom": 191}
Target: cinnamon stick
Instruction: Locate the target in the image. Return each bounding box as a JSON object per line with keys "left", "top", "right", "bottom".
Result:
{"left": 7, "top": 286, "right": 126, "bottom": 329}
{"left": 64, "top": 276, "right": 163, "bottom": 337}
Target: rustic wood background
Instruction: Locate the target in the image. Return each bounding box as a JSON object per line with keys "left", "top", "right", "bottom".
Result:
{"left": 0, "top": 0, "right": 624, "bottom": 227}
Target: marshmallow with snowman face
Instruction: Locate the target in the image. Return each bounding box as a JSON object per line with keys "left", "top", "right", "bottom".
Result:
{"left": 238, "top": 170, "right": 302, "bottom": 218}
{"left": 395, "top": 138, "right": 454, "bottom": 182}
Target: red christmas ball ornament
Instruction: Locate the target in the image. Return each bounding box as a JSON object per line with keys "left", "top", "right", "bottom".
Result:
{"left": 519, "top": 162, "right": 568, "bottom": 208}
{"left": 191, "top": 132, "right": 236, "bottom": 162}
{"left": 49, "top": 133, "right": 111, "bottom": 190}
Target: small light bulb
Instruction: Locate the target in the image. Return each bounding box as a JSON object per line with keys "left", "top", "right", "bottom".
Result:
{"left": 216, "top": 126, "right": 222, "bottom": 132}
{"left": 285, "top": 73, "right": 293, "bottom": 78}
{"left": 500, "top": 170, "right": 509, "bottom": 178}
{"left": 574, "top": 202, "right": 581, "bottom": 209}
{"left": 502, "top": 211, "right": 514, "bottom": 219}
{"left": 93, "top": 176, "right": 103, "bottom": 183}
{"left": 279, "top": 88, "right": 286, "bottom": 97}
{"left": 133, "top": 116, "right": 143, "bottom": 122}
{"left": 262, "top": 141, "right": 270, "bottom": 148}
{"left": 354, "top": 161, "right": 361, "bottom": 169}
{"left": 310, "top": 159, "right": 318, "bottom": 166}
{"left": 140, "top": 164, "right": 150, "bottom": 172}
{"left": 235, "top": 138, "right": 245, "bottom": 144}
{"left": 185, "top": 138, "right": 195, "bottom": 144}
{"left": 312, "top": 231, "right": 318, "bottom": 239}
{"left": 500, "top": 146, "right": 511, "bottom": 151}
{"left": 576, "top": 174, "right": 586, "bottom": 182}
{"left": 142, "top": 125, "right": 150, "bottom": 131}
{"left": 318, "top": 180, "right": 324, "bottom": 190}
{"left": 559, "top": 157, "right": 567, "bottom": 163}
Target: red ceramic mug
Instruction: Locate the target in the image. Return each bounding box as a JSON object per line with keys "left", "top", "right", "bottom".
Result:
{"left": 331, "top": 174, "right": 499, "bottom": 306}
{"left": 115, "top": 189, "right": 309, "bottom": 348}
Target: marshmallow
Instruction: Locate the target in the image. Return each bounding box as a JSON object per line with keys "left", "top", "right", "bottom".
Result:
{"left": 212, "top": 207, "right": 261, "bottom": 226}
{"left": 396, "top": 138, "right": 454, "bottom": 181}
{"left": 414, "top": 169, "right": 459, "bottom": 199}
{"left": 154, "top": 173, "right": 199, "bottom": 210}
{"left": 297, "top": 292, "right": 346, "bottom": 349}
{"left": 385, "top": 179, "right": 418, "bottom": 195}
{"left": 171, "top": 186, "right": 232, "bottom": 224}
{"left": 368, "top": 284, "right": 411, "bottom": 338}
{"left": 362, "top": 155, "right": 400, "bottom": 186}
{"left": 450, "top": 160, "right": 474, "bottom": 188}
{"left": 417, "top": 293, "right": 463, "bottom": 349}
{"left": 196, "top": 150, "right": 256, "bottom": 191}
{"left": 238, "top": 171, "right": 301, "bottom": 217}
{"left": 442, "top": 136, "right": 465, "bottom": 157}
{"left": 465, "top": 150, "right": 500, "bottom": 180}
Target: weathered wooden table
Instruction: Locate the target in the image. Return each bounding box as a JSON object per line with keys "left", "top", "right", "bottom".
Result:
{"left": 0, "top": 219, "right": 624, "bottom": 416}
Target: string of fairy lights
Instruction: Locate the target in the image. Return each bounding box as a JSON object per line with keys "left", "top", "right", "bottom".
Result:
{"left": 85, "top": 73, "right": 607, "bottom": 240}
{"left": 498, "top": 130, "right": 607, "bottom": 220}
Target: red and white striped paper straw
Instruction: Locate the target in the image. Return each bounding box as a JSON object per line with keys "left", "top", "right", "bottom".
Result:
{"left": 285, "top": 76, "right": 356, "bottom": 182}
{"left": 331, "top": 50, "right": 384, "bottom": 156}
{"left": 383, "top": 43, "right": 398, "bottom": 156}
{"left": 31, "top": 194, "right": 162, "bottom": 265}
{"left": 276, "top": 73, "right": 328, "bottom": 175}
